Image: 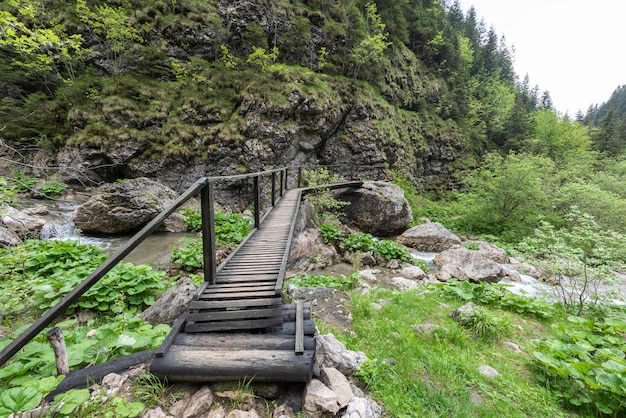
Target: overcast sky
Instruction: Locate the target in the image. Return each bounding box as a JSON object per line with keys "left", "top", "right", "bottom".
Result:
{"left": 456, "top": 0, "right": 626, "bottom": 115}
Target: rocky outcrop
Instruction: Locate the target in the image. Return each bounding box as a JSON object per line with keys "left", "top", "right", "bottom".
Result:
{"left": 0, "top": 204, "right": 46, "bottom": 237}
{"left": 331, "top": 181, "right": 413, "bottom": 236}
{"left": 288, "top": 227, "right": 338, "bottom": 271}
{"left": 396, "top": 222, "right": 462, "bottom": 252}
{"left": 73, "top": 177, "right": 185, "bottom": 234}
{"left": 434, "top": 246, "right": 506, "bottom": 283}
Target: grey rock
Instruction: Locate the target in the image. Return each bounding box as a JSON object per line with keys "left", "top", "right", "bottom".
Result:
{"left": 182, "top": 385, "right": 214, "bottom": 418}
{"left": 390, "top": 277, "right": 421, "bottom": 291}
{"left": 503, "top": 341, "right": 523, "bottom": 353}
{"left": 434, "top": 246, "right": 505, "bottom": 283}
{"left": 400, "top": 265, "right": 427, "bottom": 280}
{"left": 138, "top": 277, "right": 197, "bottom": 325}
{"left": 73, "top": 177, "right": 184, "bottom": 234}
{"left": 477, "top": 364, "right": 500, "bottom": 379}
{"left": 331, "top": 181, "right": 413, "bottom": 236}
{"left": 411, "top": 323, "right": 443, "bottom": 334}
{"left": 450, "top": 302, "right": 479, "bottom": 324}
{"left": 303, "top": 379, "right": 340, "bottom": 415}
{"left": 1, "top": 204, "right": 46, "bottom": 234}
{"left": 397, "top": 222, "right": 462, "bottom": 252}
{"left": 288, "top": 228, "right": 338, "bottom": 271}
{"left": 314, "top": 334, "right": 368, "bottom": 377}
{"left": 0, "top": 225, "right": 22, "bottom": 247}
{"left": 340, "top": 397, "right": 383, "bottom": 418}
{"left": 226, "top": 410, "right": 260, "bottom": 418}
{"left": 320, "top": 367, "right": 354, "bottom": 409}
{"left": 142, "top": 407, "right": 169, "bottom": 418}
{"left": 477, "top": 241, "right": 510, "bottom": 264}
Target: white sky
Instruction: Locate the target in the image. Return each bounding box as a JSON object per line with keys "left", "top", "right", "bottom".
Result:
{"left": 456, "top": 0, "right": 626, "bottom": 115}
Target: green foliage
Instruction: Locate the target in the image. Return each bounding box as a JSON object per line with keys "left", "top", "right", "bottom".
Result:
{"left": 38, "top": 180, "right": 68, "bottom": 198}
{"left": 532, "top": 312, "right": 626, "bottom": 415}
{"left": 0, "top": 177, "right": 17, "bottom": 206}
{"left": 516, "top": 208, "right": 625, "bottom": 315}
{"left": 319, "top": 224, "right": 420, "bottom": 267}
{"left": 458, "top": 152, "right": 556, "bottom": 240}
{"left": 179, "top": 208, "right": 202, "bottom": 231}
{"left": 302, "top": 168, "right": 349, "bottom": 225}
{"left": 10, "top": 171, "right": 38, "bottom": 192}
{"left": 0, "top": 316, "right": 169, "bottom": 414}
{"left": 432, "top": 279, "right": 557, "bottom": 319}
{"left": 246, "top": 46, "right": 279, "bottom": 74}
{"left": 288, "top": 273, "right": 362, "bottom": 291}
{"left": 132, "top": 373, "right": 171, "bottom": 409}
{"left": 0, "top": 240, "right": 168, "bottom": 318}
{"left": 457, "top": 305, "right": 511, "bottom": 341}
{"left": 171, "top": 211, "right": 253, "bottom": 271}
{"left": 344, "top": 287, "right": 567, "bottom": 417}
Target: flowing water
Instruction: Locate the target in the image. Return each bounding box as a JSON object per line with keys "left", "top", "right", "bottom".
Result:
{"left": 21, "top": 199, "right": 195, "bottom": 265}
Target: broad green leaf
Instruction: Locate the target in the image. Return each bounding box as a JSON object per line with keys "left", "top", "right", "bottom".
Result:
{"left": 0, "top": 387, "right": 42, "bottom": 414}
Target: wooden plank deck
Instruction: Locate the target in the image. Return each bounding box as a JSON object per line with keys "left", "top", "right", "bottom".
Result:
{"left": 151, "top": 189, "right": 315, "bottom": 382}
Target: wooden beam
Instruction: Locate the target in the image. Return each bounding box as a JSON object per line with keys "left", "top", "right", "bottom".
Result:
{"left": 295, "top": 300, "right": 304, "bottom": 355}
{"left": 150, "top": 349, "right": 313, "bottom": 383}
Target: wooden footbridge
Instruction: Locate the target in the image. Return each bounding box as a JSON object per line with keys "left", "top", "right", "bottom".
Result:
{"left": 0, "top": 165, "right": 384, "bottom": 390}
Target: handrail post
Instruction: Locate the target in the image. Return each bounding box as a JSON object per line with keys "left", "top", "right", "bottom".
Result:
{"left": 285, "top": 168, "right": 289, "bottom": 190}
{"left": 280, "top": 170, "right": 284, "bottom": 197}
{"left": 201, "top": 182, "right": 217, "bottom": 284}
{"left": 297, "top": 167, "right": 302, "bottom": 188}
{"left": 271, "top": 172, "right": 276, "bottom": 206}
{"left": 253, "top": 175, "right": 260, "bottom": 228}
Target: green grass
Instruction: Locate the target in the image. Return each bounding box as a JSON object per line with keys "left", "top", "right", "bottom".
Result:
{"left": 331, "top": 288, "right": 572, "bottom": 417}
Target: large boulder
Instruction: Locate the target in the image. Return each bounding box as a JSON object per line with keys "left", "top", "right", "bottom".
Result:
{"left": 331, "top": 181, "right": 412, "bottom": 237}
{"left": 1, "top": 204, "right": 47, "bottom": 236}
{"left": 396, "top": 222, "right": 462, "bottom": 252}
{"left": 434, "top": 246, "right": 506, "bottom": 283}
{"left": 73, "top": 177, "right": 185, "bottom": 234}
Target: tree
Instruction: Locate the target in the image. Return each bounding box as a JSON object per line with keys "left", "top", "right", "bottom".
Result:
{"left": 592, "top": 109, "right": 624, "bottom": 156}
{"left": 458, "top": 152, "right": 555, "bottom": 239}
{"left": 0, "top": 1, "right": 85, "bottom": 89}
{"left": 75, "top": 0, "right": 143, "bottom": 75}
{"left": 527, "top": 109, "right": 592, "bottom": 167}
{"left": 350, "top": 2, "right": 391, "bottom": 79}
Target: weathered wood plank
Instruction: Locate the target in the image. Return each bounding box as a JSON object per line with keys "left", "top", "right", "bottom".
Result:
{"left": 201, "top": 284, "right": 277, "bottom": 293}
{"left": 295, "top": 300, "right": 304, "bottom": 355}
{"left": 185, "top": 317, "right": 283, "bottom": 333}
{"left": 173, "top": 333, "right": 315, "bottom": 351}
{"left": 150, "top": 349, "right": 314, "bottom": 382}
{"left": 189, "top": 297, "right": 281, "bottom": 310}
{"left": 187, "top": 307, "right": 282, "bottom": 323}
{"left": 155, "top": 312, "right": 188, "bottom": 357}
{"left": 197, "top": 290, "right": 278, "bottom": 300}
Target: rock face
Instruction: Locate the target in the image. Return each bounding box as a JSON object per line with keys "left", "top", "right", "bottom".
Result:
{"left": 434, "top": 246, "right": 506, "bottom": 283}
{"left": 396, "top": 222, "right": 462, "bottom": 252}
{"left": 73, "top": 177, "right": 185, "bottom": 234}
{"left": 331, "top": 182, "right": 412, "bottom": 237}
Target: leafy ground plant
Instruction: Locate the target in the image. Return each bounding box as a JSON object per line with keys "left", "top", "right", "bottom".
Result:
{"left": 532, "top": 311, "right": 626, "bottom": 416}
{"left": 0, "top": 240, "right": 169, "bottom": 320}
